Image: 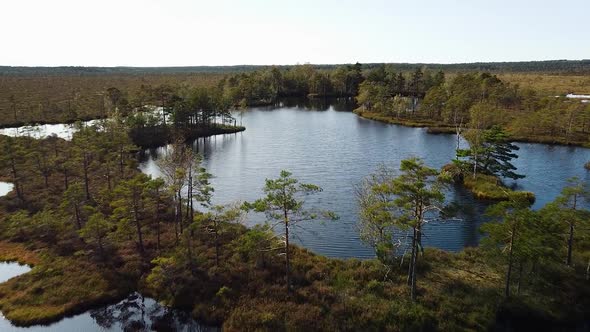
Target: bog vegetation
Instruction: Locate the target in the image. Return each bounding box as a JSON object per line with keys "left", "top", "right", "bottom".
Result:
{"left": 0, "top": 62, "right": 589, "bottom": 330}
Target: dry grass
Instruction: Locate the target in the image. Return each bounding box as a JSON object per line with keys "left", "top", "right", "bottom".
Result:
{"left": 0, "top": 247, "right": 130, "bottom": 326}
{"left": 0, "top": 241, "right": 41, "bottom": 265}
{"left": 497, "top": 73, "right": 590, "bottom": 95}
{"left": 0, "top": 73, "right": 224, "bottom": 126}
{"left": 463, "top": 174, "right": 535, "bottom": 202}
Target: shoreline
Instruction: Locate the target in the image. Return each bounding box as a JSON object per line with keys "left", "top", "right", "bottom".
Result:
{"left": 0, "top": 241, "right": 132, "bottom": 327}
{"left": 0, "top": 116, "right": 109, "bottom": 130}
{"left": 130, "top": 125, "right": 246, "bottom": 148}
{"left": 0, "top": 239, "right": 586, "bottom": 330}
{"left": 354, "top": 109, "right": 590, "bottom": 148}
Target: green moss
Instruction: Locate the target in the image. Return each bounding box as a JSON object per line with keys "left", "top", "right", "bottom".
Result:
{"left": 463, "top": 174, "right": 535, "bottom": 202}
{"left": 0, "top": 242, "right": 131, "bottom": 327}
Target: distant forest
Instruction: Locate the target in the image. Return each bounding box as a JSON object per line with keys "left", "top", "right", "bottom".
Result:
{"left": 1, "top": 59, "right": 590, "bottom": 76}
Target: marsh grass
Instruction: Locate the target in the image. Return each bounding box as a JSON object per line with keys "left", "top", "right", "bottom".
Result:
{"left": 463, "top": 174, "right": 535, "bottom": 202}
{"left": 0, "top": 242, "right": 131, "bottom": 326}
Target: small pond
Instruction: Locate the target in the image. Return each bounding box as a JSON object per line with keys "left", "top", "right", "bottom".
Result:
{"left": 0, "top": 182, "right": 14, "bottom": 197}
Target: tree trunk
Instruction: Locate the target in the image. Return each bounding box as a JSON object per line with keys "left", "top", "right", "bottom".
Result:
{"left": 410, "top": 226, "right": 418, "bottom": 301}
{"left": 567, "top": 221, "right": 574, "bottom": 266}
{"left": 155, "top": 189, "right": 161, "bottom": 251}
{"left": 83, "top": 153, "right": 91, "bottom": 200}
{"left": 10, "top": 158, "right": 24, "bottom": 202}
{"left": 187, "top": 230, "right": 196, "bottom": 275}
{"left": 133, "top": 199, "right": 145, "bottom": 255}
{"left": 106, "top": 163, "right": 112, "bottom": 191}
{"left": 284, "top": 209, "right": 291, "bottom": 294}
{"left": 74, "top": 204, "right": 82, "bottom": 230}
{"left": 505, "top": 227, "right": 516, "bottom": 298}
{"left": 97, "top": 235, "right": 104, "bottom": 255}
{"left": 566, "top": 195, "right": 577, "bottom": 266}
{"left": 63, "top": 167, "right": 69, "bottom": 190}
{"left": 96, "top": 219, "right": 104, "bottom": 256}
{"left": 407, "top": 227, "right": 416, "bottom": 286}
{"left": 177, "top": 190, "right": 183, "bottom": 234}
{"left": 214, "top": 223, "right": 220, "bottom": 267}
{"left": 516, "top": 262, "right": 523, "bottom": 295}
{"left": 119, "top": 147, "right": 125, "bottom": 176}
{"left": 472, "top": 150, "right": 478, "bottom": 179}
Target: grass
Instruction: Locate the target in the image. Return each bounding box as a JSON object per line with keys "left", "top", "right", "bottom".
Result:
{"left": 355, "top": 109, "right": 590, "bottom": 148}
{"left": 183, "top": 244, "right": 505, "bottom": 331}
{"left": 463, "top": 174, "right": 535, "bottom": 202}
{"left": 507, "top": 133, "right": 590, "bottom": 147}
{"left": 199, "top": 244, "right": 588, "bottom": 331}
{"left": 354, "top": 108, "right": 455, "bottom": 129}
{"left": 497, "top": 73, "right": 590, "bottom": 95}
{"left": 0, "top": 226, "right": 586, "bottom": 330}
{"left": 0, "top": 242, "right": 132, "bottom": 326}
{"left": 0, "top": 73, "right": 224, "bottom": 127}
{"left": 0, "top": 114, "right": 586, "bottom": 330}
{"left": 0, "top": 242, "right": 40, "bottom": 265}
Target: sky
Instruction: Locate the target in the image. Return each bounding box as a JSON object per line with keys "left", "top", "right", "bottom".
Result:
{"left": 1, "top": 0, "right": 588, "bottom": 67}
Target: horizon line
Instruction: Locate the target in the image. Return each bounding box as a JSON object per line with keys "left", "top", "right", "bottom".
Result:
{"left": 1, "top": 59, "right": 589, "bottom": 69}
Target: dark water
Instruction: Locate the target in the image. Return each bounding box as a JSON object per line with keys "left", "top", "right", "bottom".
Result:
{"left": 0, "top": 263, "right": 216, "bottom": 331}
{"left": 139, "top": 99, "right": 590, "bottom": 259}
{"left": 0, "top": 291, "right": 217, "bottom": 332}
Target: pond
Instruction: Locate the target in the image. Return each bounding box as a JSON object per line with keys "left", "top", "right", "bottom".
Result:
{"left": 2, "top": 99, "right": 590, "bottom": 258}
{"left": 0, "top": 182, "right": 13, "bottom": 197}
{"left": 0, "top": 263, "right": 215, "bottom": 331}
{"left": 0, "top": 292, "right": 217, "bottom": 332}
{"left": 0, "top": 262, "right": 31, "bottom": 284}
{"left": 138, "top": 98, "right": 590, "bottom": 258}
{"left": 0, "top": 120, "right": 98, "bottom": 140}
{"left": 2, "top": 98, "right": 590, "bottom": 330}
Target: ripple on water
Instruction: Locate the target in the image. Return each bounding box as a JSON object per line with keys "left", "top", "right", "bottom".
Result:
{"left": 137, "top": 101, "right": 590, "bottom": 259}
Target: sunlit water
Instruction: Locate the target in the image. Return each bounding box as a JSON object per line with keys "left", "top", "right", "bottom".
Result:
{"left": 2, "top": 99, "right": 590, "bottom": 329}
{"left": 566, "top": 93, "right": 590, "bottom": 103}
{"left": 0, "top": 262, "right": 31, "bottom": 284}
{"left": 0, "top": 182, "right": 13, "bottom": 197}
{"left": 138, "top": 99, "right": 590, "bottom": 258}
{"left": 0, "top": 120, "right": 98, "bottom": 140}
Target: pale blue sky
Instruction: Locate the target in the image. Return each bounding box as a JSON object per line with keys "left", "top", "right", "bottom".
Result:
{"left": 1, "top": 0, "right": 588, "bottom": 66}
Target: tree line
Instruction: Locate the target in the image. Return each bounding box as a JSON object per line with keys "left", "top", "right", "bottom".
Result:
{"left": 357, "top": 67, "right": 590, "bottom": 145}
{"left": 1, "top": 121, "right": 589, "bottom": 329}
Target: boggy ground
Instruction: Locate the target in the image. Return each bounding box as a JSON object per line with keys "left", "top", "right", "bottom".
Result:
{"left": 0, "top": 128, "right": 587, "bottom": 331}
{"left": 355, "top": 110, "right": 590, "bottom": 148}
{"left": 1, "top": 231, "right": 588, "bottom": 331}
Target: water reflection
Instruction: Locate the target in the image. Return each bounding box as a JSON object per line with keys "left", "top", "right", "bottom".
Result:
{"left": 137, "top": 100, "right": 590, "bottom": 259}
{"left": 0, "top": 293, "right": 217, "bottom": 332}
